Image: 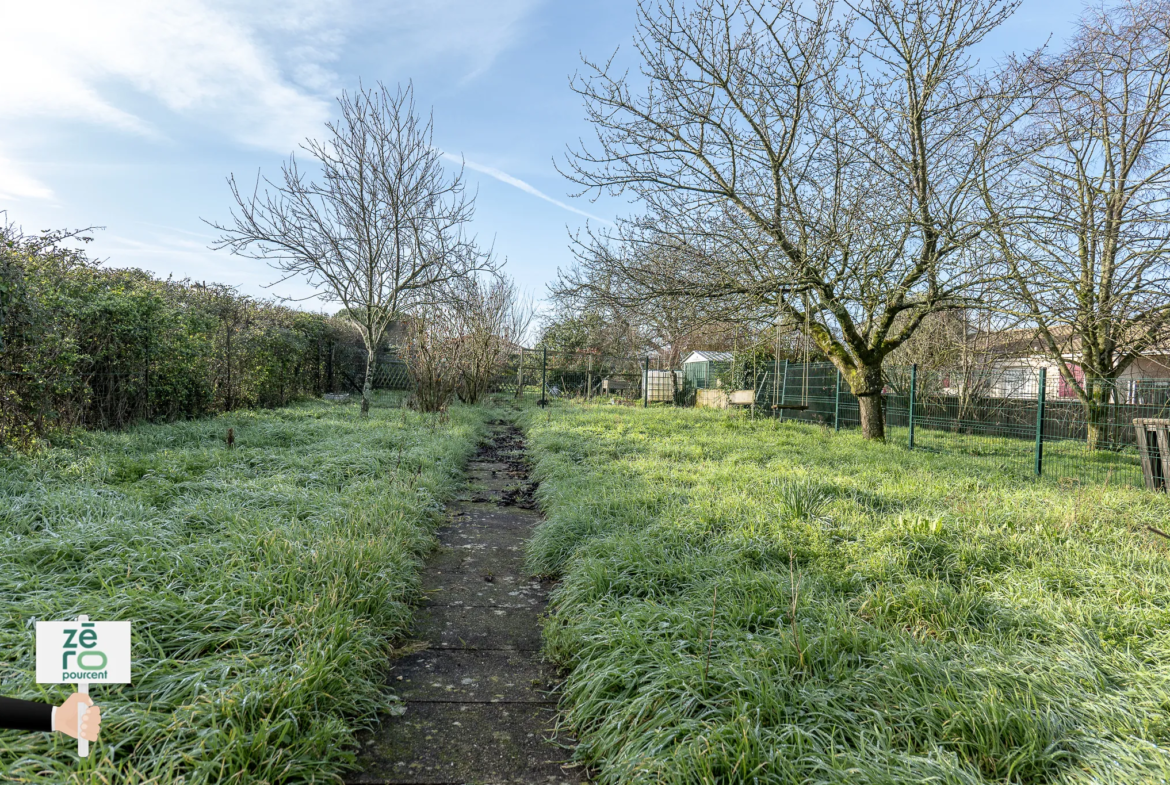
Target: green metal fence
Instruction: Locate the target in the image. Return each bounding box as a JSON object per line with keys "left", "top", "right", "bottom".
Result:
{"left": 491, "top": 349, "right": 675, "bottom": 405}
{"left": 514, "top": 351, "right": 1167, "bottom": 489}
{"left": 329, "top": 345, "right": 411, "bottom": 394}
{"left": 370, "top": 344, "right": 1166, "bottom": 490}
{"left": 715, "top": 360, "right": 1168, "bottom": 488}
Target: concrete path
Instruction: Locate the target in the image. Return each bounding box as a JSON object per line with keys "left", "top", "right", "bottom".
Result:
{"left": 349, "top": 422, "right": 584, "bottom": 785}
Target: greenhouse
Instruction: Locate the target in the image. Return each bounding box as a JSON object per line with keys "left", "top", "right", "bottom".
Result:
{"left": 682, "top": 350, "right": 732, "bottom": 389}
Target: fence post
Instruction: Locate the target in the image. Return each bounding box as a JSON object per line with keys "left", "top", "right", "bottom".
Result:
{"left": 779, "top": 360, "right": 789, "bottom": 422}
{"left": 643, "top": 356, "right": 650, "bottom": 408}
{"left": 1034, "top": 367, "right": 1047, "bottom": 476}
{"left": 834, "top": 368, "right": 842, "bottom": 432}
{"left": 775, "top": 350, "right": 780, "bottom": 410}
{"left": 517, "top": 348, "right": 524, "bottom": 399}
{"left": 143, "top": 327, "right": 151, "bottom": 420}
{"left": 908, "top": 363, "right": 917, "bottom": 450}
{"left": 540, "top": 348, "right": 547, "bottom": 406}
{"left": 587, "top": 354, "right": 593, "bottom": 402}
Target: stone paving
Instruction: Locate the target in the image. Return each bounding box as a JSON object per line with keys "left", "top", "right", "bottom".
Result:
{"left": 350, "top": 423, "right": 584, "bottom": 785}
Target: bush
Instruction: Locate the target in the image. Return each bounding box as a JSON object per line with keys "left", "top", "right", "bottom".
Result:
{"left": 0, "top": 224, "right": 369, "bottom": 448}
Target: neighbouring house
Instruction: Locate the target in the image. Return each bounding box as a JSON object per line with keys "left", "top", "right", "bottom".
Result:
{"left": 952, "top": 327, "right": 1170, "bottom": 403}
{"left": 682, "top": 350, "right": 733, "bottom": 390}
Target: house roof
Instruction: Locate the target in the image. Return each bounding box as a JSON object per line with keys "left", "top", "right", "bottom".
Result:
{"left": 983, "top": 326, "right": 1170, "bottom": 358}
{"left": 682, "top": 350, "right": 733, "bottom": 364}
{"left": 982, "top": 326, "right": 1072, "bottom": 355}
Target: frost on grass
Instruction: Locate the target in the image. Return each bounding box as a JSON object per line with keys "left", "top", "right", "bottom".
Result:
{"left": 0, "top": 396, "right": 488, "bottom": 783}
{"left": 524, "top": 406, "right": 1170, "bottom": 785}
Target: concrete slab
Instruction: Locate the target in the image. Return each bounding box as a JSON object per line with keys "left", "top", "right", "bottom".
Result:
{"left": 389, "top": 649, "right": 558, "bottom": 703}
{"left": 427, "top": 544, "right": 529, "bottom": 577}
{"left": 352, "top": 703, "right": 582, "bottom": 784}
{"left": 434, "top": 527, "right": 527, "bottom": 548}
{"left": 446, "top": 503, "right": 543, "bottom": 528}
{"left": 412, "top": 604, "right": 546, "bottom": 651}
{"left": 421, "top": 571, "right": 549, "bottom": 610}
{"left": 466, "top": 461, "right": 514, "bottom": 474}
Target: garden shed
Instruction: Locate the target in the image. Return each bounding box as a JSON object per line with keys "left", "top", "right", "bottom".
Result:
{"left": 682, "top": 350, "right": 732, "bottom": 389}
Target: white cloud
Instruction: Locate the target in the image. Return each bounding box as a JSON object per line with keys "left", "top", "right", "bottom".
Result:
{"left": 0, "top": 0, "right": 546, "bottom": 226}
{"left": 446, "top": 154, "right": 612, "bottom": 225}
{"left": 376, "top": 0, "right": 541, "bottom": 82}
{"left": 0, "top": 0, "right": 340, "bottom": 152}
{"left": 0, "top": 152, "right": 54, "bottom": 202}
{"left": 0, "top": 1, "right": 542, "bottom": 154}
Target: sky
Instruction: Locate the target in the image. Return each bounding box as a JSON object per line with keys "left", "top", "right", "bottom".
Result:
{"left": 1, "top": 0, "right": 1088, "bottom": 314}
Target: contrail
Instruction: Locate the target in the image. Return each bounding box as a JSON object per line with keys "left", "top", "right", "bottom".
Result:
{"left": 441, "top": 152, "right": 613, "bottom": 225}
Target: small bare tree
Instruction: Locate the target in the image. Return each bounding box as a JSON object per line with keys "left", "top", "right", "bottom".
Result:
{"left": 986, "top": 0, "right": 1170, "bottom": 449}
{"left": 561, "top": 0, "right": 1029, "bottom": 439}
{"left": 886, "top": 307, "right": 1021, "bottom": 417}
{"left": 210, "top": 82, "right": 492, "bottom": 415}
{"left": 402, "top": 303, "right": 468, "bottom": 413}
{"left": 455, "top": 274, "right": 535, "bottom": 405}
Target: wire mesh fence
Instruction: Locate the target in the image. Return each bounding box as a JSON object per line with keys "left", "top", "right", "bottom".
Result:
{"left": 109, "top": 337, "right": 1148, "bottom": 491}
{"left": 499, "top": 349, "right": 1169, "bottom": 490}
{"left": 740, "top": 362, "right": 1167, "bottom": 489}
{"left": 490, "top": 349, "right": 672, "bottom": 404}
{"left": 887, "top": 366, "right": 1169, "bottom": 488}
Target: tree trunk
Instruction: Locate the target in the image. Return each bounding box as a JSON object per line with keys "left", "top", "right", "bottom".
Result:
{"left": 1084, "top": 375, "right": 1114, "bottom": 452}
{"left": 857, "top": 393, "right": 885, "bottom": 441}
{"left": 845, "top": 364, "right": 886, "bottom": 441}
{"left": 362, "top": 346, "right": 376, "bottom": 416}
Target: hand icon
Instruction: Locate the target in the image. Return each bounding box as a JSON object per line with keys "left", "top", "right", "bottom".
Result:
{"left": 54, "top": 693, "right": 101, "bottom": 742}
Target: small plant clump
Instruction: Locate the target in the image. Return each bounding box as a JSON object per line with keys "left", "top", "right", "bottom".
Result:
{"left": 0, "top": 395, "right": 490, "bottom": 783}
{"left": 524, "top": 405, "right": 1170, "bottom": 784}
{"left": 774, "top": 477, "right": 833, "bottom": 522}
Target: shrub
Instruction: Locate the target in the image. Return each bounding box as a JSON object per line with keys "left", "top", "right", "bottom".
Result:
{"left": 0, "top": 223, "right": 369, "bottom": 448}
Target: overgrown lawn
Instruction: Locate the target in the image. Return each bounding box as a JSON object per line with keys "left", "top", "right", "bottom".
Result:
{"left": 0, "top": 397, "right": 488, "bottom": 783}
{"left": 525, "top": 405, "right": 1170, "bottom": 784}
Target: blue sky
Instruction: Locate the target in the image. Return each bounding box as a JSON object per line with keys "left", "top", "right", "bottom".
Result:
{"left": 1, "top": 0, "right": 1086, "bottom": 312}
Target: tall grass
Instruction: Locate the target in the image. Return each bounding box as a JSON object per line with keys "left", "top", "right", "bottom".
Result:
{"left": 0, "top": 396, "right": 488, "bottom": 783}
{"left": 524, "top": 405, "right": 1170, "bottom": 784}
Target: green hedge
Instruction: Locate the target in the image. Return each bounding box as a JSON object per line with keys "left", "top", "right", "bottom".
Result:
{"left": 0, "top": 226, "right": 361, "bottom": 448}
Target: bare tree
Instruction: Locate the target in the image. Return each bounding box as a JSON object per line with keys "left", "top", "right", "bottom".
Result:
{"left": 402, "top": 302, "right": 468, "bottom": 413}
{"left": 986, "top": 0, "right": 1170, "bottom": 449}
{"left": 455, "top": 274, "right": 535, "bottom": 405}
{"left": 210, "top": 82, "right": 492, "bottom": 415}
{"left": 885, "top": 306, "right": 1021, "bottom": 417}
{"left": 561, "top": 0, "right": 1029, "bottom": 439}
{"left": 551, "top": 246, "right": 748, "bottom": 366}
{"left": 633, "top": 297, "right": 725, "bottom": 367}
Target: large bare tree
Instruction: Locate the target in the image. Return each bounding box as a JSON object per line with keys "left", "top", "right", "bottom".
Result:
{"left": 986, "top": 0, "right": 1170, "bottom": 449}
{"left": 560, "top": 0, "right": 1028, "bottom": 439}
{"left": 211, "top": 82, "right": 492, "bottom": 414}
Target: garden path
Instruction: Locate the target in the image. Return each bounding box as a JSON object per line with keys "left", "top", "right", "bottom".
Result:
{"left": 349, "top": 421, "right": 583, "bottom": 785}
